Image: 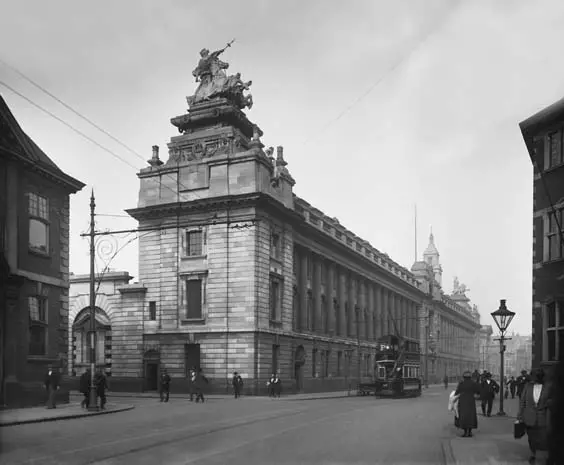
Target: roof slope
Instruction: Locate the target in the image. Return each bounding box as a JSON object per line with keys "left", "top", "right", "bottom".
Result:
{"left": 0, "top": 94, "right": 84, "bottom": 192}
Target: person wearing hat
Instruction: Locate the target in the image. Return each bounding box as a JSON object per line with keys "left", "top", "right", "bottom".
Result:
{"left": 454, "top": 371, "right": 481, "bottom": 437}
{"left": 517, "top": 370, "right": 529, "bottom": 399}
{"left": 480, "top": 371, "right": 500, "bottom": 417}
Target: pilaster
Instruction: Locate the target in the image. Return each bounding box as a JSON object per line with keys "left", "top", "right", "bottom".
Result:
{"left": 338, "top": 268, "right": 346, "bottom": 337}
{"left": 366, "top": 281, "right": 374, "bottom": 341}
{"left": 348, "top": 275, "right": 356, "bottom": 338}
{"left": 299, "top": 250, "right": 308, "bottom": 331}
{"left": 359, "top": 279, "right": 366, "bottom": 340}
{"left": 326, "top": 262, "right": 336, "bottom": 334}
{"left": 375, "top": 284, "right": 382, "bottom": 339}
{"left": 313, "top": 256, "right": 322, "bottom": 333}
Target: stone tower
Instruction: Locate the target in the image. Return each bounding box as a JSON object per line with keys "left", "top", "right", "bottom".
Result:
{"left": 422, "top": 229, "right": 442, "bottom": 287}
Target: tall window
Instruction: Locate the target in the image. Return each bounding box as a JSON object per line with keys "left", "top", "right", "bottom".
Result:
{"left": 546, "top": 207, "right": 564, "bottom": 261}
{"left": 546, "top": 301, "right": 564, "bottom": 361}
{"left": 29, "top": 296, "right": 47, "bottom": 356}
{"left": 337, "top": 351, "right": 342, "bottom": 376}
{"left": 307, "top": 291, "right": 313, "bottom": 331}
{"left": 270, "top": 277, "right": 281, "bottom": 321}
{"left": 312, "top": 348, "right": 317, "bottom": 377}
{"left": 306, "top": 255, "right": 312, "bottom": 280}
{"left": 149, "top": 301, "right": 157, "bottom": 321}
{"left": 321, "top": 295, "right": 327, "bottom": 333}
{"left": 186, "top": 279, "right": 203, "bottom": 319}
{"left": 272, "top": 344, "right": 280, "bottom": 374}
{"left": 185, "top": 230, "right": 204, "bottom": 256}
{"left": 28, "top": 193, "right": 49, "bottom": 254}
{"left": 271, "top": 233, "right": 280, "bottom": 259}
{"left": 548, "top": 130, "right": 563, "bottom": 169}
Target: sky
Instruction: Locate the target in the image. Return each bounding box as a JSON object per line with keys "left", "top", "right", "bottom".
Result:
{"left": 2, "top": 0, "right": 564, "bottom": 336}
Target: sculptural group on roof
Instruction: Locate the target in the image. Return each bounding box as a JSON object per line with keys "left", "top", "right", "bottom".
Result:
{"left": 187, "top": 40, "right": 253, "bottom": 110}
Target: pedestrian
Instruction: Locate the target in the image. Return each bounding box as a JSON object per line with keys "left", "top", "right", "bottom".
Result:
{"left": 80, "top": 368, "right": 91, "bottom": 408}
{"left": 232, "top": 372, "right": 243, "bottom": 399}
{"left": 189, "top": 368, "right": 197, "bottom": 401}
{"left": 454, "top": 370, "right": 481, "bottom": 437}
{"left": 160, "top": 368, "right": 171, "bottom": 403}
{"left": 273, "top": 373, "right": 281, "bottom": 398}
{"left": 194, "top": 368, "right": 208, "bottom": 403}
{"left": 517, "top": 370, "right": 529, "bottom": 399}
{"left": 547, "top": 360, "right": 564, "bottom": 465}
{"left": 443, "top": 374, "right": 449, "bottom": 390}
{"left": 268, "top": 373, "right": 276, "bottom": 398}
{"left": 518, "top": 367, "right": 552, "bottom": 465}
{"left": 44, "top": 365, "right": 60, "bottom": 409}
{"left": 95, "top": 369, "right": 108, "bottom": 410}
{"left": 480, "top": 372, "right": 499, "bottom": 417}
{"left": 509, "top": 376, "right": 517, "bottom": 399}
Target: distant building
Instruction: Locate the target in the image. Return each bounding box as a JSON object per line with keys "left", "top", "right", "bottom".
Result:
{"left": 411, "top": 232, "right": 482, "bottom": 384}
{"left": 0, "top": 95, "right": 84, "bottom": 407}
{"left": 520, "top": 97, "right": 564, "bottom": 377}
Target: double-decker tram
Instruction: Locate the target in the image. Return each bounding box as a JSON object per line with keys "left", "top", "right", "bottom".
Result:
{"left": 358, "top": 334, "right": 422, "bottom": 398}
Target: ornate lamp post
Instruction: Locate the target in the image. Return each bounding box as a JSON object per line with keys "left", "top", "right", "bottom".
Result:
{"left": 490, "top": 299, "right": 515, "bottom": 417}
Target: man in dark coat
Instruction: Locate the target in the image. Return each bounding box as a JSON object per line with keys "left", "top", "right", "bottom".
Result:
{"left": 455, "top": 371, "right": 481, "bottom": 437}
{"left": 44, "top": 365, "right": 60, "bottom": 409}
{"left": 508, "top": 376, "right": 517, "bottom": 399}
{"left": 160, "top": 368, "right": 171, "bottom": 402}
{"left": 194, "top": 368, "right": 208, "bottom": 403}
{"left": 517, "top": 370, "right": 529, "bottom": 398}
{"left": 189, "top": 368, "right": 197, "bottom": 401}
{"left": 94, "top": 370, "right": 108, "bottom": 410}
{"left": 480, "top": 372, "right": 499, "bottom": 417}
{"left": 79, "top": 368, "right": 91, "bottom": 408}
{"left": 232, "top": 372, "right": 243, "bottom": 399}
{"left": 273, "top": 373, "right": 282, "bottom": 398}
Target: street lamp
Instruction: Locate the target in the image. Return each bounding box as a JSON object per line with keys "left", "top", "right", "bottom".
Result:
{"left": 490, "top": 299, "right": 515, "bottom": 417}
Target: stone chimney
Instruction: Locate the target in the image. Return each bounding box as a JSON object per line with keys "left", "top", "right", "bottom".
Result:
{"left": 148, "top": 145, "right": 163, "bottom": 167}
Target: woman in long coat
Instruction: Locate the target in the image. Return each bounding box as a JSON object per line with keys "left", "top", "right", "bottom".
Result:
{"left": 455, "top": 370, "right": 481, "bottom": 437}
{"left": 518, "top": 368, "right": 552, "bottom": 464}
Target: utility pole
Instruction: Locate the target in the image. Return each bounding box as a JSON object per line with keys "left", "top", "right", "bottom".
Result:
{"left": 88, "top": 190, "right": 98, "bottom": 411}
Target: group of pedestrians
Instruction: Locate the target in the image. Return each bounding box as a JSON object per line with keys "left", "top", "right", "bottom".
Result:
{"left": 79, "top": 368, "right": 108, "bottom": 409}
{"left": 448, "top": 362, "right": 564, "bottom": 464}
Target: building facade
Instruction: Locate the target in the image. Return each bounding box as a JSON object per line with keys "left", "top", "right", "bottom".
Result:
{"left": 68, "top": 62, "right": 431, "bottom": 394}
{"left": 411, "top": 233, "right": 481, "bottom": 384}
{"left": 520, "top": 97, "right": 564, "bottom": 377}
{"left": 0, "top": 95, "right": 84, "bottom": 407}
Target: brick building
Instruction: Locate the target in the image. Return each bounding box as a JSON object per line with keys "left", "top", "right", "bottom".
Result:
{"left": 520, "top": 97, "right": 564, "bottom": 376}
{"left": 0, "top": 95, "right": 84, "bottom": 407}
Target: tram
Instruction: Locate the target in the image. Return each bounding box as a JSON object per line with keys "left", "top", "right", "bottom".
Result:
{"left": 358, "top": 334, "right": 422, "bottom": 398}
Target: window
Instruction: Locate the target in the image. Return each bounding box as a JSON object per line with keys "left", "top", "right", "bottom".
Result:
{"left": 185, "top": 279, "right": 203, "bottom": 319}
{"left": 324, "top": 350, "right": 330, "bottom": 377}
{"left": 307, "top": 291, "right": 313, "bottom": 330}
{"left": 270, "top": 277, "right": 281, "bottom": 321}
{"left": 185, "top": 230, "right": 204, "bottom": 256}
{"left": 548, "top": 130, "right": 563, "bottom": 169}
{"left": 312, "top": 348, "right": 317, "bottom": 377}
{"left": 149, "top": 301, "right": 157, "bottom": 321}
{"left": 546, "top": 300, "right": 564, "bottom": 362}
{"left": 321, "top": 295, "right": 327, "bottom": 333}
{"left": 337, "top": 351, "right": 342, "bottom": 376}
{"left": 28, "top": 193, "right": 49, "bottom": 254}
{"left": 28, "top": 296, "right": 47, "bottom": 356}
{"left": 271, "top": 233, "right": 280, "bottom": 259}
{"left": 272, "top": 344, "right": 280, "bottom": 374}
{"left": 306, "top": 255, "right": 312, "bottom": 280}
{"left": 546, "top": 208, "right": 564, "bottom": 261}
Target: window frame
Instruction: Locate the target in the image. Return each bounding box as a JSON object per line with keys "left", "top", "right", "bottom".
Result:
{"left": 544, "top": 207, "right": 564, "bottom": 262}
{"left": 181, "top": 273, "right": 208, "bottom": 322}
{"left": 148, "top": 301, "right": 157, "bottom": 321}
{"left": 545, "top": 300, "right": 564, "bottom": 362}
{"left": 183, "top": 228, "right": 206, "bottom": 258}
{"left": 27, "top": 192, "right": 50, "bottom": 256}
{"left": 269, "top": 274, "right": 283, "bottom": 323}
{"left": 271, "top": 232, "right": 281, "bottom": 260}
{"left": 546, "top": 129, "right": 564, "bottom": 170}
{"left": 28, "top": 295, "right": 48, "bottom": 357}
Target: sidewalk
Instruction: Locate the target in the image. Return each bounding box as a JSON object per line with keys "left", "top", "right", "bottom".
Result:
{"left": 442, "top": 398, "right": 531, "bottom": 464}
{"left": 0, "top": 401, "right": 134, "bottom": 427}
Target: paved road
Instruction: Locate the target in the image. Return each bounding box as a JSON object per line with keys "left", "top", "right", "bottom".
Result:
{"left": 2, "top": 387, "right": 453, "bottom": 465}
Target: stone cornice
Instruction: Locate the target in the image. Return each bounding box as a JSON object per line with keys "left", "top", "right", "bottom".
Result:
{"left": 70, "top": 271, "right": 134, "bottom": 284}
{"left": 118, "top": 283, "right": 147, "bottom": 294}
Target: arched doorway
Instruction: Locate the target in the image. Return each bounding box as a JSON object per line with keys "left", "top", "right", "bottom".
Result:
{"left": 143, "top": 350, "right": 160, "bottom": 391}
{"left": 294, "top": 345, "right": 306, "bottom": 392}
{"left": 72, "top": 307, "right": 111, "bottom": 376}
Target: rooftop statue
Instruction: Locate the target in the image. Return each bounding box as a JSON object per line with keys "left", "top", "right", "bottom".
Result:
{"left": 453, "top": 276, "right": 469, "bottom": 295}
{"left": 187, "top": 39, "right": 253, "bottom": 110}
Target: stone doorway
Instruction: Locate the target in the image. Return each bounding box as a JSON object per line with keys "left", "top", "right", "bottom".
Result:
{"left": 294, "top": 345, "right": 306, "bottom": 392}
{"left": 143, "top": 350, "right": 160, "bottom": 391}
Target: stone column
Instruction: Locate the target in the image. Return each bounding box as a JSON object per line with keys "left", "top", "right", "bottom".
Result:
{"left": 299, "top": 249, "right": 308, "bottom": 331}
{"left": 338, "top": 268, "right": 347, "bottom": 337}
{"left": 382, "top": 288, "right": 389, "bottom": 336}
{"left": 359, "top": 280, "right": 367, "bottom": 340}
{"left": 313, "top": 255, "right": 322, "bottom": 333}
{"left": 326, "top": 262, "right": 336, "bottom": 335}
{"left": 400, "top": 297, "right": 407, "bottom": 338}
{"left": 412, "top": 302, "right": 417, "bottom": 340}
{"left": 375, "top": 285, "right": 382, "bottom": 339}
{"left": 367, "top": 282, "right": 374, "bottom": 341}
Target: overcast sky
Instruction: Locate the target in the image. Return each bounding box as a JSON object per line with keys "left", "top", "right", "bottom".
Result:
{"left": 2, "top": 0, "right": 564, "bottom": 335}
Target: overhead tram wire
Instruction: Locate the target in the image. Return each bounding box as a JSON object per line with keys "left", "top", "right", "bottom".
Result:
{"left": 301, "top": 0, "right": 461, "bottom": 148}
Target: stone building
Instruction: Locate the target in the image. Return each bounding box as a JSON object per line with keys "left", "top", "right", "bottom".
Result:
{"left": 520, "top": 97, "right": 564, "bottom": 376}
{"left": 68, "top": 51, "right": 429, "bottom": 394}
{"left": 0, "top": 95, "right": 84, "bottom": 407}
{"left": 411, "top": 232, "right": 481, "bottom": 384}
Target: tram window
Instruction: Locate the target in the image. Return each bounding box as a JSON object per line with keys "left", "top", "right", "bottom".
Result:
{"left": 378, "top": 366, "right": 386, "bottom": 378}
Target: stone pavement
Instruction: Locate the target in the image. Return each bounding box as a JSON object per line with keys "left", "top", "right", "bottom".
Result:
{"left": 0, "top": 401, "right": 134, "bottom": 427}
{"left": 442, "top": 397, "right": 531, "bottom": 464}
